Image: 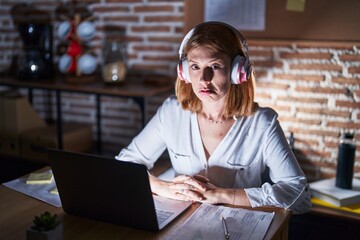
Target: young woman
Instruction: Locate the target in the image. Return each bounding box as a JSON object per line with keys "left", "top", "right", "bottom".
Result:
{"left": 116, "top": 21, "right": 311, "bottom": 214}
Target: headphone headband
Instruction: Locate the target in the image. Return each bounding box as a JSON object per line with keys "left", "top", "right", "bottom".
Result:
{"left": 177, "top": 21, "right": 252, "bottom": 84}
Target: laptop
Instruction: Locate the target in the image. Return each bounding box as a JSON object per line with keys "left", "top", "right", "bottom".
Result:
{"left": 47, "top": 148, "right": 192, "bottom": 232}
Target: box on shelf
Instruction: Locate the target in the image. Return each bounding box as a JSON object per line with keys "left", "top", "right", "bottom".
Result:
{"left": 0, "top": 133, "right": 21, "bottom": 158}
{"left": 0, "top": 91, "right": 46, "bottom": 157}
{"left": 20, "top": 122, "right": 93, "bottom": 162}
{"left": 0, "top": 91, "right": 46, "bottom": 134}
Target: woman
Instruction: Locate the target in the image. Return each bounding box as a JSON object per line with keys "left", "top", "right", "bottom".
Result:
{"left": 116, "top": 21, "right": 311, "bottom": 214}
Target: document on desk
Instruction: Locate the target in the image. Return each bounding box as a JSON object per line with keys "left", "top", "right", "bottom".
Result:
{"left": 172, "top": 203, "right": 274, "bottom": 240}
{"left": 2, "top": 170, "right": 61, "bottom": 207}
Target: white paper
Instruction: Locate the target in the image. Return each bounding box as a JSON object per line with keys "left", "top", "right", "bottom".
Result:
{"left": 172, "top": 203, "right": 274, "bottom": 240}
{"left": 2, "top": 170, "right": 61, "bottom": 207}
{"left": 205, "top": 0, "right": 266, "bottom": 31}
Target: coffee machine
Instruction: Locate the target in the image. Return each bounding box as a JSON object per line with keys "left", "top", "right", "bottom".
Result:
{"left": 17, "top": 23, "right": 54, "bottom": 80}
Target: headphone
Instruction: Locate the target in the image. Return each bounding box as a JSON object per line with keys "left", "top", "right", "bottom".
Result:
{"left": 177, "top": 21, "right": 252, "bottom": 84}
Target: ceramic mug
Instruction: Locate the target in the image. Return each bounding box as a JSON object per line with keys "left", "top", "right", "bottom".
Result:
{"left": 77, "top": 54, "right": 97, "bottom": 74}
{"left": 76, "top": 21, "right": 95, "bottom": 41}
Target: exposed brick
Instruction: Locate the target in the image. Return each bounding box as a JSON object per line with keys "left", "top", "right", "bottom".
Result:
{"left": 92, "top": 6, "right": 129, "bottom": 12}
{"left": 295, "top": 137, "right": 321, "bottom": 147}
{"left": 273, "top": 74, "right": 325, "bottom": 82}
{"left": 131, "top": 26, "right": 171, "bottom": 32}
{"left": 254, "top": 92, "right": 272, "bottom": 100}
{"left": 143, "top": 55, "right": 178, "bottom": 62}
{"left": 256, "top": 82, "right": 290, "bottom": 90}
{"left": 280, "top": 52, "right": 332, "bottom": 60}
{"left": 327, "top": 121, "right": 360, "bottom": 129}
{"left": 332, "top": 77, "right": 360, "bottom": 85}
{"left": 253, "top": 60, "right": 283, "bottom": 68}
{"left": 295, "top": 148, "right": 332, "bottom": 159}
{"left": 339, "top": 54, "right": 360, "bottom": 61}
{"left": 348, "top": 66, "right": 360, "bottom": 74}
{"left": 277, "top": 96, "right": 328, "bottom": 104}
{"left": 148, "top": 36, "right": 182, "bottom": 43}
{"left": 103, "top": 16, "right": 139, "bottom": 22}
{"left": 254, "top": 70, "right": 268, "bottom": 79}
{"left": 250, "top": 50, "right": 273, "bottom": 58}
{"left": 134, "top": 5, "right": 174, "bottom": 12}
{"left": 144, "top": 15, "right": 184, "bottom": 22}
{"left": 278, "top": 116, "right": 322, "bottom": 125}
{"left": 106, "top": 0, "right": 142, "bottom": 2}
{"left": 132, "top": 63, "right": 171, "bottom": 71}
{"left": 248, "top": 40, "right": 292, "bottom": 48}
{"left": 132, "top": 45, "right": 173, "bottom": 52}
{"left": 296, "top": 42, "right": 355, "bottom": 50}
{"left": 336, "top": 100, "right": 360, "bottom": 108}
{"left": 289, "top": 127, "right": 338, "bottom": 138}
{"left": 294, "top": 86, "right": 347, "bottom": 95}
{"left": 289, "top": 63, "right": 342, "bottom": 72}
{"left": 296, "top": 107, "right": 350, "bottom": 118}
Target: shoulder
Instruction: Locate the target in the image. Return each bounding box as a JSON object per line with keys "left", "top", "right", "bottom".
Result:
{"left": 159, "top": 95, "right": 181, "bottom": 113}
{"left": 157, "top": 95, "right": 188, "bottom": 121}
{"left": 248, "top": 106, "right": 278, "bottom": 128}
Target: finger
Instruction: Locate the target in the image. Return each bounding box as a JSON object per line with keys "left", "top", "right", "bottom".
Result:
{"left": 184, "top": 179, "right": 206, "bottom": 191}
{"left": 172, "top": 175, "right": 192, "bottom": 182}
{"left": 175, "top": 189, "right": 204, "bottom": 201}
{"left": 193, "top": 175, "right": 210, "bottom": 183}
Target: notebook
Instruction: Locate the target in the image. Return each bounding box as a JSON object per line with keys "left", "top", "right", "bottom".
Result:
{"left": 47, "top": 148, "right": 192, "bottom": 232}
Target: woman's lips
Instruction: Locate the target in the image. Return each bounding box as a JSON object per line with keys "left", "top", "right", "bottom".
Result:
{"left": 199, "top": 88, "right": 214, "bottom": 95}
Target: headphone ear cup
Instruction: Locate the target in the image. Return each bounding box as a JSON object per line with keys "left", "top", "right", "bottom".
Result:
{"left": 231, "top": 55, "right": 248, "bottom": 84}
{"left": 177, "top": 59, "right": 191, "bottom": 83}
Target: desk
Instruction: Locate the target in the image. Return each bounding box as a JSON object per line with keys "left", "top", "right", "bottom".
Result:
{"left": 0, "top": 77, "right": 173, "bottom": 154}
{"left": 311, "top": 202, "right": 360, "bottom": 222}
{"left": 0, "top": 184, "right": 291, "bottom": 240}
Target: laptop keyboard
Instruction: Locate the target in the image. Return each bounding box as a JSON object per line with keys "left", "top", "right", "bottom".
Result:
{"left": 156, "top": 209, "right": 175, "bottom": 225}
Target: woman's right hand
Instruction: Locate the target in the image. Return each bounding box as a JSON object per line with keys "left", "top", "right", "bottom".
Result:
{"left": 149, "top": 174, "right": 206, "bottom": 202}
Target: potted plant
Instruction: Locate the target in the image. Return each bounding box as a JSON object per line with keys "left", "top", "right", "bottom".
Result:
{"left": 26, "top": 211, "right": 62, "bottom": 240}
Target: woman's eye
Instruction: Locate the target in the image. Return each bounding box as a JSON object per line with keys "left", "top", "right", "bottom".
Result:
{"left": 211, "top": 65, "right": 221, "bottom": 70}
{"left": 190, "top": 64, "right": 199, "bottom": 70}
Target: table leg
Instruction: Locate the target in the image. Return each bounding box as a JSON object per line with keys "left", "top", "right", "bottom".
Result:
{"left": 55, "top": 90, "right": 63, "bottom": 150}
{"left": 133, "top": 97, "right": 146, "bottom": 127}
{"left": 96, "top": 94, "right": 102, "bottom": 154}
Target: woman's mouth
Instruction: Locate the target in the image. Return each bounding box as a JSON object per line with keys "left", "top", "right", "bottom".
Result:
{"left": 199, "top": 88, "right": 214, "bottom": 95}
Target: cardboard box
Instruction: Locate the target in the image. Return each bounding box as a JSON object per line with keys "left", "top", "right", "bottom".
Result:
{"left": 20, "top": 122, "right": 93, "bottom": 162}
{"left": 0, "top": 133, "right": 22, "bottom": 157}
{"left": 0, "top": 91, "right": 46, "bottom": 157}
{"left": 0, "top": 91, "right": 46, "bottom": 135}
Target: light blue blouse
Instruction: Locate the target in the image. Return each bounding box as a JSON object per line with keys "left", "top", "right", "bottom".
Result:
{"left": 116, "top": 96, "right": 311, "bottom": 214}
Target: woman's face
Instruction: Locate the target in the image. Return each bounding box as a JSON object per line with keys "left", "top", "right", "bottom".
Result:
{"left": 187, "top": 46, "right": 232, "bottom": 104}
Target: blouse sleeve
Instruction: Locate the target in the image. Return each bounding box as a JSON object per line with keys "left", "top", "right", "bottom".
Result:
{"left": 114, "top": 98, "right": 169, "bottom": 169}
{"left": 244, "top": 113, "right": 312, "bottom": 214}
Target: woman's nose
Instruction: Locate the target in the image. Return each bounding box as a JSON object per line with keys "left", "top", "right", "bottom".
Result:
{"left": 200, "top": 67, "right": 213, "bottom": 83}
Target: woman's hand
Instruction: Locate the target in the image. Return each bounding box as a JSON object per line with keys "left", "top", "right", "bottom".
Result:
{"left": 149, "top": 174, "right": 207, "bottom": 202}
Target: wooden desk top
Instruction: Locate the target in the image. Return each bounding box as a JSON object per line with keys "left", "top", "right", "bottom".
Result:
{"left": 0, "top": 76, "right": 174, "bottom": 97}
{"left": 310, "top": 203, "right": 360, "bottom": 222}
{"left": 0, "top": 184, "right": 291, "bottom": 240}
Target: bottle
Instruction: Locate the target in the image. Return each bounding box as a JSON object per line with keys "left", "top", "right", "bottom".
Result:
{"left": 102, "top": 41, "right": 127, "bottom": 84}
{"left": 335, "top": 130, "right": 356, "bottom": 189}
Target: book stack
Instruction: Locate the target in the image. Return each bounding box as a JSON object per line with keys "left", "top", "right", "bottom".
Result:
{"left": 26, "top": 172, "right": 54, "bottom": 185}
{"left": 310, "top": 178, "right": 360, "bottom": 207}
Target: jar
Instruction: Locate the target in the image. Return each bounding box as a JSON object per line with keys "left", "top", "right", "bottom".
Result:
{"left": 335, "top": 130, "right": 356, "bottom": 189}
{"left": 102, "top": 41, "right": 127, "bottom": 84}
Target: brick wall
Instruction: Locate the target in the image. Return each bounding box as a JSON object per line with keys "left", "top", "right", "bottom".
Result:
{"left": 0, "top": 0, "right": 359, "bottom": 182}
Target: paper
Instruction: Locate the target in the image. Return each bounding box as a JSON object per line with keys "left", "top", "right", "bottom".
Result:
{"left": 2, "top": 170, "right": 61, "bottom": 207}
{"left": 26, "top": 172, "right": 54, "bottom": 184}
{"left": 172, "top": 203, "right": 275, "bottom": 240}
{"left": 205, "top": 0, "right": 266, "bottom": 31}
{"left": 286, "top": 0, "right": 306, "bottom": 12}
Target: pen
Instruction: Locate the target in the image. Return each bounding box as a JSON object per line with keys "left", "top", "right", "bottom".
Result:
{"left": 221, "top": 216, "right": 230, "bottom": 239}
